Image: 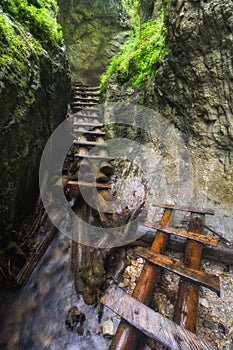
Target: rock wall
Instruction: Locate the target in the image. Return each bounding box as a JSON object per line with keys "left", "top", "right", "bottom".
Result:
{"left": 0, "top": 9, "right": 70, "bottom": 240}
{"left": 57, "top": 0, "right": 128, "bottom": 85}
{"left": 103, "top": 0, "right": 233, "bottom": 240}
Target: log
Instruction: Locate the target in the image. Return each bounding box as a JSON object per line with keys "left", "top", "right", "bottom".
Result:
{"left": 173, "top": 216, "right": 203, "bottom": 332}
{"left": 101, "top": 285, "right": 217, "bottom": 350}
{"left": 109, "top": 208, "right": 173, "bottom": 350}
{"left": 16, "top": 217, "right": 58, "bottom": 285}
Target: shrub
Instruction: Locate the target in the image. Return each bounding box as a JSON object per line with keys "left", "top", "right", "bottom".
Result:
{"left": 100, "top": 4, "right": 168, "bottom": 90}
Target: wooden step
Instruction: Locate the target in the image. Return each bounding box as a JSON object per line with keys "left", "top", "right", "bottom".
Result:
{"left": 73, "top": 113, "right": 103, "bottom": 119}
{"left": 101, "top": 285, "right": 217, "bottom": 350}
{"left": 73, "top": 122, "right": 104, "bottom": 128}
{"left": 73, "top": 96, "right": 99, "bottom": 102}
{"left": 73, "top": 102, "right": 98, "bottom": 107}
{"left": 72, "top": 86, "right": 100, "bottom": 93}
{"left": 75, "top": 154, "right": 114, "bottom": 160}
{"left": 144, "top": 222, "right": 218, "bottom": 246}
{"left": 74, "top": 129, "right": 106, "bottom": 135}
{"left": 135, "top": 247, "right": 220, "bottom": 294}
{"left": 152, "top": 203, "right": 215, "bottom": 215}
{"left": 67, "top": 180, "right": 111, "bottom": 189}
{"left": 72, "top": 83, "right": 100, "bottom": 91}
{"left": 76, "top": 107, "right": 101, "bottom": 112}
{"left": 73, "top": 90, "right": 100, "bottom": 96}
{"left": 73, "top": 140, "right": 107, "bottom": 147}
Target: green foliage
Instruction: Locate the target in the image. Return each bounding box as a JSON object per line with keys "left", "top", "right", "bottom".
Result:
{"left": 0, "top": 0, "right": 62, "bottom": 52}
{"left": 100, "top": 7, "right": 168, "bottom": 90}
{"left": 0, "top": 0, "right": 62, "bottom": 115}
{"left": 121, "top": 0, "right": 140, "bottom": 32}
{"left": 0, "top": 13, "right": 42, "bottom": 74}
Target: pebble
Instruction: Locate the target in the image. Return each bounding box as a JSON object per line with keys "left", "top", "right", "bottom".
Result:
{"left": 101, "top": 318, "right": 115, "bottom": 337}
{"left": 199, "top": 298, "right": 209, "bottom": 308}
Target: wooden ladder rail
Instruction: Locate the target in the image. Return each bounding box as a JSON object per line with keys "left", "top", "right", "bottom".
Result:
{"left": 109, "top": 208, "right": 173, "bottom": 350}
{"left": 173, "top": 214, "right": 204, "bottom": 332}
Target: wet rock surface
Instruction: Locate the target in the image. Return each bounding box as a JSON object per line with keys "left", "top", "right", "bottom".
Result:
{"left": 103, "top": 0, "right": 233, "bottom": 242}
{"left": 58, "top": 0, "right": 129, "bottom": 84}
{"left": 0, "top": 9, "right": 70, "bottom": 242}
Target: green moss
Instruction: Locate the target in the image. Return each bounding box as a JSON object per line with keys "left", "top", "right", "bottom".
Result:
{"left": 0, "top": 0, "right": 62, "bottom": 52}
{"left": 0, "top": 0, "right": 63, "bottom": 115}
{"left": 100, "top": 5, "right": 168, "bottom": 90}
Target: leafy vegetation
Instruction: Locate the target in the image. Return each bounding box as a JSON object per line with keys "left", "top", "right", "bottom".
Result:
{"left": 100, "top": 1, "right": 168, "bottom": 90}
{"left": 0, "top": 0, "right": 62, "bottom": 52}
{"left": 0, "top": 0, "right": 62, "bottom": 116}
{"left": 0, "top": 13, "right": 41, "bottom": 76}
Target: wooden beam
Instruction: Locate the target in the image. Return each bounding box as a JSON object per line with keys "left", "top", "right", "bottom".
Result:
{"left": 67, "top": 180, "right": 111, "bottom": 189}
{"left": 152, "top": 203, "right": 214, "bottom": 215}
{"left": 75, "top": 154, "right": 114, "bottom": 161}
{"left": 73, "top": 140, "right": 107, "bottom": 147}
{"left": 101, "top": 285, "right": 217, "bottom": 350}
{"left": 135, "top": 247, "right": 220, "bottom": 295}
{"left": 173, "top": 216, "right": 204, "bottom": 332}
{"left": 144, "top": 223, "right": 218, "bottom": 247}
{"left": 136, "top": 224, "right": 233, "bottom": 265}
{"left": 74, "top": 122, "right": 103, "bottom": 127}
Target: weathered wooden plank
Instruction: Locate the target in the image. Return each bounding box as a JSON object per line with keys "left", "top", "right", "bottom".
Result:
{"left": 75, "top": 154, "right": 114, "bottom": 161}
{"left": 136, "top": 223, "right": 233, "bottom": 265}
{"left": 109, "top": 209, "right": 173, "bottom": 350}
{"left": 73, "top": 102, "right": 98, "bottom": 107}
{"left": 101, "top": 285, "right": 217, "bottom": 350}
{"left": 144, "top": 222, "right": 218, "bottom": 247}
{"left": 74, "top": 129, "right": 106, "bottom": 135}
{"left": 73, "top": 140, "right": 107, "bottom": 147}
{"left": 67, "top": 180, "right": 111, "bottom": 189}
{"left": 135, "top": 247, "right": 220, "bottom": 295}
{"left": 73, "top": 121, "right": 103, "bottom": 127}
{"left": 73, "top": 114, "right": 103, "bottom": 120}
{"left": 152, "top": 203, "right": 214, "bottom": 215}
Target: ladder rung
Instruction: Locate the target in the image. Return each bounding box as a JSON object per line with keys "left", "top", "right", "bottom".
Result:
{"left": 73, "top": 96, "right": 99, "bottom": 102}
{"left": 144, "top": 223, "right": 218, "bottom": 246}
{"left": 74, "top": 122, "right": 104, "bottom": 128}
{"left": 73, "top": 86, "right": 100, "bottom": 92}
{"left": 73, "top": 102, "right": 98, "bottom": 107}
{"left": 74, "top": 129, "right": 106, "bottom": 135}
{"left": 152, "top": 203, "right": 215, "bottom": 215}
{"left": 136, "top": 247, "right": 220, "bottom": 295}
{"left": 75, "top": 154, "right": 114, "bottom": 160}
{"left": 73, "top": 114, "right": 103, "bottom": 119}
{"left": 67, "top": 180, "right": 111, "bottom": 189}
{"left": 73, "top": 140, "right": 107, "bottom": 147}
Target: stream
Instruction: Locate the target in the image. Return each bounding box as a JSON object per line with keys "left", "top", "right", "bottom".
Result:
{"left": 0, "top": 232, "right": 116, "bottom": 350}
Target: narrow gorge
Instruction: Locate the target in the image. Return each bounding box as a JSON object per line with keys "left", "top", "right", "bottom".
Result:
{"left": 0, "top": 1, "right": 232, "bottom": 349}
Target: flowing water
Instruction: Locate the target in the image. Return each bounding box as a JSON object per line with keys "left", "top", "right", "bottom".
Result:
{"left": 0, "top": 232, "right": 116, "bottom": 350}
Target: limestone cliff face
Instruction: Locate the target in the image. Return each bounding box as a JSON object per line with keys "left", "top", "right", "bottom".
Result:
{"left": 146, "top": 0, "right": 233, "bottom": 149}
{"left": 57, "top": 0, "right": 128, "bottom": 85}
{"left": 104, "top": 0, "right": 233, "bottom": 239}
{"left": 144, "top": 0, "right": 233, "bottom": 206}
{"left": 0, "top": 10, "right": 70, "bottom": 238}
